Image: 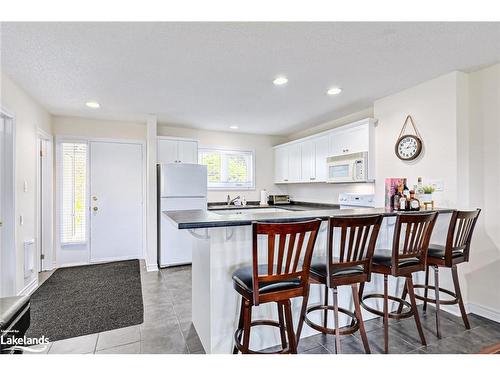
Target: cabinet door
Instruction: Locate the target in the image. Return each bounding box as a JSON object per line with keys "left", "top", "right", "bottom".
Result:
{"left": 157, "top": 139, "right": 178, "bottom": 163}
{"left": 344, "top": 125, "right": 369, "bottom": 154}
{"left": 274, "top": 147, "right": 289, "bottom": 183}
{"left": 329, "top": 124, "right": 369, "bottom": 156}
{"left": 301, "top": 140, "right": 316, "bottom": 182}
{"left": 288, "top": 143, "right": 302, "bottom": 182}
{"left": 177, "top": 140, "right": 198, "bottom": 163}
{"left": 314, "top": 135, "right": 329, "bottom": 181}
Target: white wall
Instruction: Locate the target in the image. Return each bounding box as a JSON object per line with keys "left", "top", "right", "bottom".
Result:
{"left": 465, "top": 63, "right": 500, "bottom": 318}
{"left": 52, "top": 116, "right": 146, "bottom": 140}
{"left": 157, "top": 124, "right": 287, "bottom": 202}
{"left": 373, "top": 72, "right": 464, "bottom": 208}
{"left": 1, "top": 71, "right": 52, "bottom": 295}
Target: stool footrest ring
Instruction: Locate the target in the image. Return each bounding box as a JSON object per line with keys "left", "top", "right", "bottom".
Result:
{"left": 304, "top": 304, "right": 359, "bottom": 335}
{"left": 413, "top": 284, "right": 459, "bottom": 305}
{"left": 361, "top": 293, "right": 413, "bottom": 320}
{"left": 234, "top": 319, "right": 290, "bottom": 354}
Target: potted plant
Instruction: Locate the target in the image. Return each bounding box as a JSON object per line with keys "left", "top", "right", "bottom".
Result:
{"left": 421, "top": 185, "right": 435, "bottom": 203}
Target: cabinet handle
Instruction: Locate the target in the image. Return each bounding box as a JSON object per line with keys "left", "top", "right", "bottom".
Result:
{"left": 284, "top": 179, "right": 288, "bottom": 182}
{"left": 310, "top": 177, "right": 315, "bottom": 180}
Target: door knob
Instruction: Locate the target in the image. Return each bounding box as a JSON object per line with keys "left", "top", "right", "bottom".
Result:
{"left": 93, "top": 207, "right": 98, "bottom": 212}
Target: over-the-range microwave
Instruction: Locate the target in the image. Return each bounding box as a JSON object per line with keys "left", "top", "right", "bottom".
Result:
{"left": 326, "top": 151, "right": 368, "bottom": 183}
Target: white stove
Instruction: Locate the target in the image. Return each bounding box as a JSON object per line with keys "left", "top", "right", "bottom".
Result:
{"left": 338, "top": 193, "right": 375, "bottom": 209}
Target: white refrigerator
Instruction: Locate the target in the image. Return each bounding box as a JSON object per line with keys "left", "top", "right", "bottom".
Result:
{"left": 157, "top": 163, "right": 207, "bottom": 267}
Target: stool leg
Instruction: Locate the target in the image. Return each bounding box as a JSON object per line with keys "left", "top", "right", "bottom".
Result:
{"left": 383, "top": 274, "right": 389, "bottom": 354}
{"left": 277, "top": 302, "right": 288, "bottom": 350}
{"left": 352, "top": 283, "right": 370, "bottom": 354}
{"left": 333, "top": 286, "right": 341, "bottom": 354}
{"left": 284, "top": 299, "right": 297, "bottom": 354}
{"left": 407, "top": 276, "right": 426, "bottom": 346}
{"left": 423, "top": 265, "right": 430, "bottom": 312}
{"left": 396, "top": 278, "right": 408, "bottom": 315}
{"left": 434, "top": 266, "right": 441, "bottom": 339}
{"left": 351, "top": 282, "right": 365, "bottom": 327}
{"left": 233, "top": 297, "right": 245, "bottom": 354}
{"left": 452, "top": 265, "right": 470, "bottom": 329}
{"left": 296, "top": 284, "right": 310, "bottom": 344}
{"left": 323, "top": 284, "right": 329, "bottom": 330}
{"left": 242, "top": 299, "right": 252, "bottom": 353}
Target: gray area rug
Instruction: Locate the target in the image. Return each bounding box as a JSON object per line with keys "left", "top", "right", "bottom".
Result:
{"left": 27, "top": 260, "right": 144, "bottom": 342}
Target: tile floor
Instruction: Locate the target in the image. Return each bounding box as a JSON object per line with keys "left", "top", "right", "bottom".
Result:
{"left": 30, "top": 263, "right": 500, "bottom": 354}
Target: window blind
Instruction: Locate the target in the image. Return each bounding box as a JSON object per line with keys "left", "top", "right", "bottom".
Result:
{"left": 61, "top": 143, "right": 87, "bottom": 244}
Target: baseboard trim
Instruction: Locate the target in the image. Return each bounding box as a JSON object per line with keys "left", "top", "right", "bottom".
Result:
{"left": 90, "top": 255, "right": 140, "bottom": 264}
{"left": 146, "top": 263, "right": 159, "bottom": 272}
{"left": 18, "top": 277, "right": 38, "bottom": 296}
{"left": 468, "top": 303, "right": 500, "bottom": 323}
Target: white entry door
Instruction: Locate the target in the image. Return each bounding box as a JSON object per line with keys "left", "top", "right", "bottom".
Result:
{"left": 89, "top": 141, "right": 143, "bottom": 262}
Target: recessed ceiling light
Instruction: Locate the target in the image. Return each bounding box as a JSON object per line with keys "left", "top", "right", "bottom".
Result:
{"left": 85, "top": 101, "right": 100, "bottom": 109}
{"left": 273, "top": 76, "right": 288, "bottom": 86}
{"left": 327, "top": 87, "right": 342, "bottom": 96}
{"left": 229, "top": 125, "right": 239, "bottom": 130}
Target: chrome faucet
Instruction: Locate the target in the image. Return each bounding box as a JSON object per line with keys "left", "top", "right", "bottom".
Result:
{"left": 227, "top": 195, "right": 240, "bottom": 205}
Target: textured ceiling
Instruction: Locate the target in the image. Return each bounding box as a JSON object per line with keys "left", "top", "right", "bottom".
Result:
{"left": 1, "top": 22, "right": 499, "bottom": 135}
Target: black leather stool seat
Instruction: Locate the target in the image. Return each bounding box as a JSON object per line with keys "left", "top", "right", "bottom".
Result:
{"left": 232, "top": 265, "right": 301, "bottom": 294}
{"left": 428, "top": 244, "right": 464, "bottom": 259}
{"left": 372, "top": 249, "right": 420, "bottom": 268}
{"left": 310, "top": 259, "right": 364, "bottom": 279}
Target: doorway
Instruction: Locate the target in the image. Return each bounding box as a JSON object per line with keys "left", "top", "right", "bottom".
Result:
{"left": 36, "top": 131, "right": 53, "bottom": 272}
{"left": 0, "top": 110, "right": 16, "bottom": 297}
{"left": 56, "top": 139, "right": 144, "bottom": 267}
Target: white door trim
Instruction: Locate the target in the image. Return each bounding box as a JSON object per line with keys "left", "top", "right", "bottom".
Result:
{"left": 36, "top": 129, "right": 54, "bottom": 271}
{"left": 0, "top": 107, "right": 17, "bottom": 297}
{"left": 55, "top": 136, "right": 146, "bottom": 267}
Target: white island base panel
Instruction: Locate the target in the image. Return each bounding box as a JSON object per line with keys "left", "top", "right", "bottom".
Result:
{"left": 190, "top": 214, "right": 451, "bottom": 354}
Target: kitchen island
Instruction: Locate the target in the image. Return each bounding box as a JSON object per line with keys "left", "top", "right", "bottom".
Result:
{"left": 165, "top": 205, "right": 454, "bottom": 353}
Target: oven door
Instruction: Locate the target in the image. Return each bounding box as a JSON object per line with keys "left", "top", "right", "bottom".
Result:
{"left": 327, "top": 161, "right": 354, "bottom": 183}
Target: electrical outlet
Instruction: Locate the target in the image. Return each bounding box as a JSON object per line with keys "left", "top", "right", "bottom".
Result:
{"left": 23, "top": 180, "right": 28, "bottom": 192}
{"left": 428, "top": 179, "right": 444, "bottom": 192}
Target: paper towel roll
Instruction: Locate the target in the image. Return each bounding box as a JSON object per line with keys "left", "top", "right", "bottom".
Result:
{"left": 260, "top": 190, "right": 268, "bottom": 205}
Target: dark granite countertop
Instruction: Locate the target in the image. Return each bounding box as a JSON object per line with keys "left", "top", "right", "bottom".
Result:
{"left": 165, "top": 206, "right": 455, "bottom": 230}
{"left": 207, "top": 201, "right": 339, "bottom": 212}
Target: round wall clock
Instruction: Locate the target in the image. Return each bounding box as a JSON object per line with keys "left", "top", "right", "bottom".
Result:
{"left": 395, "top": 115, "right": 423, "bottom": 161}
{"left": 395, "top": 134, "right": 422, "bottom": 160}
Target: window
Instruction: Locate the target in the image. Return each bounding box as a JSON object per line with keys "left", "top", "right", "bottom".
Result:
{"left": 60, "top": 142, "right": 87, "bottom": 244}
{"left": 198, "top": 148, "right": 255, "bottom": 189}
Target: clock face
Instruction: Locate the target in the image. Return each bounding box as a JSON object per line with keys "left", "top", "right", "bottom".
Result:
{"left": 395, "top": 135, "right": 422, "bottom": 160}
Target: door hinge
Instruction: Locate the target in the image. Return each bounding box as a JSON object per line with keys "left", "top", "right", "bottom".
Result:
{"left": 40, "top": 254, "right": 45, "bottom": 260}
{"left": 40, "top": 149, "right": 44, "bottom": 157}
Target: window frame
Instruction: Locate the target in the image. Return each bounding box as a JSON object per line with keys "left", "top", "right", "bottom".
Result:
{"left": 198, "top": 147, "right": 256, "bottom": 191}
{"left": 56, "top": 139, "right": 89, "bottom": 247}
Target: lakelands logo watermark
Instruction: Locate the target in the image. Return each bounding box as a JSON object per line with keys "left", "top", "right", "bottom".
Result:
{"left": 1, "top": 330, "right": 50, "bottom": 353}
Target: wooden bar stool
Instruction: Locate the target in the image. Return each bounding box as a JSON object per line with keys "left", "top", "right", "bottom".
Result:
{"left": 407, "top": 209, "right": 481, "bottom": 338}
{"left": 360, "top": 212, "right": 438, "bottom": 353}
{"left": 232, "top": 219, "right": 322, "bottom": 354}
{"left": 301, "top": 215, "right": 383, "bottom": 354}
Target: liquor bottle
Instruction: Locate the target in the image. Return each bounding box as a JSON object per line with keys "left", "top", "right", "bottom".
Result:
{"left": 392, "top": 183, "right": 403, "bottom": 211}
{"left": 409, "top": 190, "right": 420, "bottom": 211}
{"left": 399, "top": 195, "right": 407, "bottom": 211}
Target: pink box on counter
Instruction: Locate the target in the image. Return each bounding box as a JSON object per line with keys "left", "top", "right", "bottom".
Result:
{"left": 385, "top": 178, "right": 407, "bottom": 210}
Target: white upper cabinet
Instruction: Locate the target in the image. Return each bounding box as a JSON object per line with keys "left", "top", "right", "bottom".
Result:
{"left": 273, "top": 118, "right": 376, "bottom": 184}
{"left": 288, "top": 143, "right": 302, "bottom": 182}
{"left": 329, "top": 124, "right": 370, "bottom": 156}
{"left": 157, "top": 137, "right": 198, "bottom": 164}
{"left": 177, "top": 140, "right": 198, "bottom": 163}
{"left": 314, "top": 135, "right": 329, "bottom": 181}
{"left": 301, "top": 139, "right": 316, "bottom": 182}
{"left": 274, "top": 146, "right": 289, "bottom": 183}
